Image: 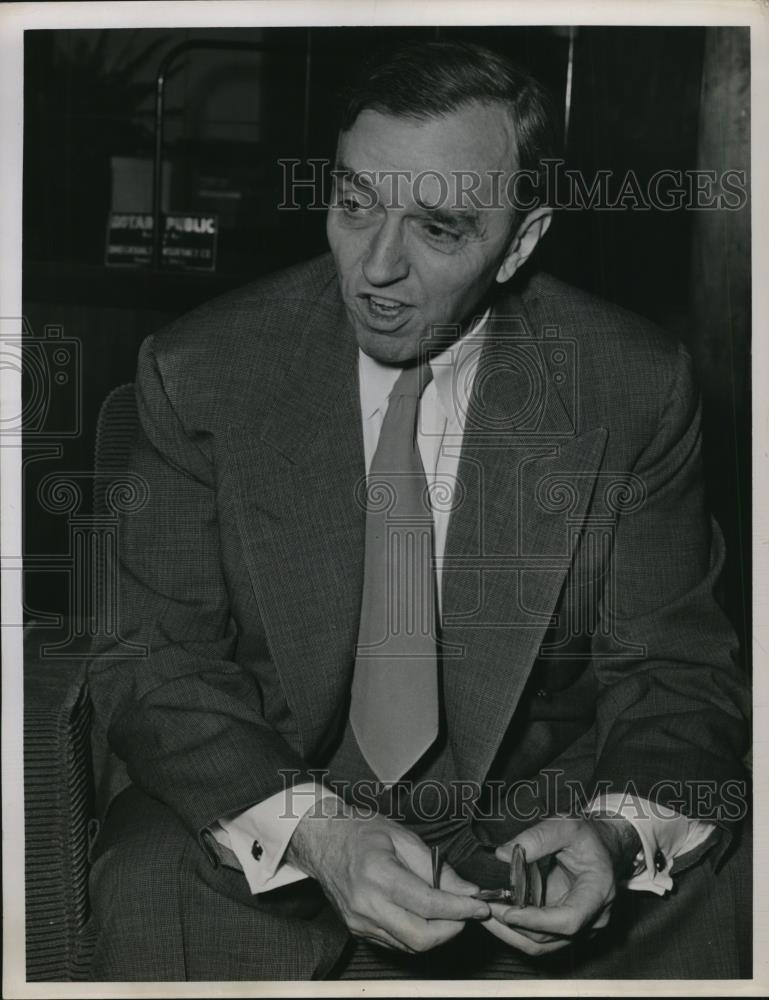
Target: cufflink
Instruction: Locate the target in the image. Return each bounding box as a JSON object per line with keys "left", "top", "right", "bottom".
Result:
{"left": 251, "top": 840, "right": 263, "bottom": 861}
{"left": 654, "top": 848, "right": 666, "bottom": 872}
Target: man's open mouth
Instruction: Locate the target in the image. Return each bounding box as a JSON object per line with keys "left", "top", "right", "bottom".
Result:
{"left": 358, "top": 293, "right": 412, "bottom": 327}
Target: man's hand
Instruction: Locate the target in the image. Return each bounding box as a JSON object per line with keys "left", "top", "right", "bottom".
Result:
{"left": 286, "top": 796, "right": 489, "bottom": 953}
{"left": 482, "top": 816, "right": 639, "bottom": 957}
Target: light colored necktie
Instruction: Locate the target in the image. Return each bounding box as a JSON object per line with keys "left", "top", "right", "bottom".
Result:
{"left": 350, "top": 363, "right": 439, "bottom": 784}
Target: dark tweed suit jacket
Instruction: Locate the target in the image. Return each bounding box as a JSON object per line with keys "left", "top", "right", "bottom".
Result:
{"left": 87, "top": 252, "right": 749, "bottom": 975}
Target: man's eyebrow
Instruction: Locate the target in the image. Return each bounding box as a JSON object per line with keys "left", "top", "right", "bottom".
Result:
{"left": 333, "top": 162, "right": 376, "bottom": 189}
{"left": 334, "top": 162, "right": 482, "bottom": 233}
{"left": 416, "top": 202, "right": 482, "bottom": 234}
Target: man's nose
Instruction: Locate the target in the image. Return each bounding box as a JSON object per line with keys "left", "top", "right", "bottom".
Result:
{"left": 362, "top": 217, "right": 409, "bottom": 286}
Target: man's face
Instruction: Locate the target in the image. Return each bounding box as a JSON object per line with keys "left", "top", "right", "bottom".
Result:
{"left": 327, "top": 101, "right": 526, "bottom": 364}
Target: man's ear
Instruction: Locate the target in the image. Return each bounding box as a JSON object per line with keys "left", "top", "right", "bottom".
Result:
{"left": 495, "top": 206, "right": 553, "bottom": 284}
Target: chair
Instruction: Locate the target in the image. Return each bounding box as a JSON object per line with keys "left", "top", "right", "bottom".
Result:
{"left": 24, "top": 383, "right": 139, "bottom": 981}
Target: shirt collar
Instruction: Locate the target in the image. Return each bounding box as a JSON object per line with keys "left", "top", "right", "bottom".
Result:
{"left": 358, "top": 308, "right": 491, "bottom": 423}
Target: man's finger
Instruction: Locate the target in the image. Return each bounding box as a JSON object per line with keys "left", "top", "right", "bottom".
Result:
{"left": 386, "top": 861, "right": 489, "bottom": 921}
{"left": 390, "top": 839, "right": 479, "bottom": 896}
{"left": 482, "top": 917, "right": 571, "bottom": 957}
{"left": 358, "top": 929, "right": 413, "bottom": 953}
{"left": 374, "top": 898, "right": 466, "bottom": 952}
{"left": 495, "top": 818, "right": 576, "bottom": 864}
{"left": 438, "top": 861, "right": 483, "bottom": 897}
{"left": 487, "top": 903, "right": 559, "bottom": 945}
{"left": 499, "top": 884, "right": 608, "bottom": 937}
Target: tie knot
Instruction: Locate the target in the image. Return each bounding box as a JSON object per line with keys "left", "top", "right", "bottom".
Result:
{"left": 390, "top": 362, "right": 433, "bottom": 401}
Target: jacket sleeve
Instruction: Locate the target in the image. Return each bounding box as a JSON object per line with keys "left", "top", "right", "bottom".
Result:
{"left": 448, "top": 343, "right": 749, "bottom": 884}
{"left": 589, "top": 342, "right": 749, "bottom": 828}
{"left": 87, "top": 333, "right": 317, "bottom": 844}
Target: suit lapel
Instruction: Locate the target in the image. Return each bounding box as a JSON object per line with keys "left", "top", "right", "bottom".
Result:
{"left": 227, "top": 286, "right": 365, "bottom": 758}
{"left": 441, "top": 288, "right": 608, "bottom": 785}
{"left": 226, "top": 273, "right": 608, "bottom": 780}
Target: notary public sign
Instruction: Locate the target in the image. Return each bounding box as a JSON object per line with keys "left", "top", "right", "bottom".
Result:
{"left": 105, "top": 212, "right": 219, "bottom": 270}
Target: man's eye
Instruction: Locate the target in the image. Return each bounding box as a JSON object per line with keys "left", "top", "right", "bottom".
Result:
{"left": 423, "top": 223, "right": 462, "bottom": 244}
{"left": 338, "top": 192, "right": 377, "bottom": 215}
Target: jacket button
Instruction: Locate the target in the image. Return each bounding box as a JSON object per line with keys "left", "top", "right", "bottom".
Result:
{"left": 251, "top": 840, "right": 263, "bottom": 861}
{"left": 654, "top": 849, "right": 666, "bottom": 872}
{"left": 535, "top": 688, "right": 552, "bottom": 701}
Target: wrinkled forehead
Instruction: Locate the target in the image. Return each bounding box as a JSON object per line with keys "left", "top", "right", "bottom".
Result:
{"left": 334, "top": 102, "right": 519, "bottom": 211}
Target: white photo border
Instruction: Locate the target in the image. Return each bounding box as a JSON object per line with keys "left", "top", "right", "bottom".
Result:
{"left": 2, "top": 1, "right": 766, "bottom": 996}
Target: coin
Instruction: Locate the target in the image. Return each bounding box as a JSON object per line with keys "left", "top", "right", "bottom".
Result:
{"left": 509, "top": 843, "right": 529, "bottom": 908}
{"left": 528, "top": 856, "right": 544, "bottom": 906}
{"left": 473, "top": 844, "right": 548, "bottom": 906}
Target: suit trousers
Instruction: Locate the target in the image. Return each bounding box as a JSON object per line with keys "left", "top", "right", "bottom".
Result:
{"left": 87, "top": 785, "right": 752, "bottom": 981}
{"left": 87, "top": 785, "right": 348, "bottom": 981}
{"left": 90, "top": 787, "right": 751, "bottom": 982}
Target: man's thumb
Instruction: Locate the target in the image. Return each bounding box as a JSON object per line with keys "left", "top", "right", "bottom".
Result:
{"left": 440, "top": 861, "right": 481, "bottom": 896}
{"left": 495, "top": 818, "right": 572, "bottom": 864}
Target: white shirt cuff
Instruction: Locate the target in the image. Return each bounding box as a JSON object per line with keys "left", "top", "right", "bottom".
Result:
{"left": 589, "top": 794, "right": 715, "bottom": 896}
{"left": 211, "top": 783, "right": 339, "bottom": 895}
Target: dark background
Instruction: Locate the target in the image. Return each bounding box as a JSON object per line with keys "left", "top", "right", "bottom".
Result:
{"left": 21, "top": 25, "right": 751, "bottom": 670}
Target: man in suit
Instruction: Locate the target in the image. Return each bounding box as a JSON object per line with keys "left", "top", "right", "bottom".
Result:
{"left": 87, "top": 41, "right": 750, "bottom": 980}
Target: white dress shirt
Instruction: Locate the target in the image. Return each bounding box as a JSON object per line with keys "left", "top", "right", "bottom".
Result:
{"left": 213, "top": 312, "right": 714, "bottom": 895}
